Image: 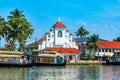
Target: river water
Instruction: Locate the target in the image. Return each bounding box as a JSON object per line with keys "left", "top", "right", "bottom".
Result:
{"left": 0, "top": 65, "right": 120, "bottom": 80}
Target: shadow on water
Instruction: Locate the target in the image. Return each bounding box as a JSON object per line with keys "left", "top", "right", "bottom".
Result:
{"left": 0, "top": 65, "right": 120, "bottom": 80}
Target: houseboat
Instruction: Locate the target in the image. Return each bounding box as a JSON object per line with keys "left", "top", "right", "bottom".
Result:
{"left": 106, "top": 56, "right": 120, "bottom": 65}
{"left": 106, "top": 51, "right": 120, "bottom": 65}
{"left": 34, "top": 50, "right": 66, "bottom": 66}
{"left": 0, "top": 51, "right": 33, "bottom": 67}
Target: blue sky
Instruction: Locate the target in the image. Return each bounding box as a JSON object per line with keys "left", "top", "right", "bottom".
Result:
{"left": 0, "top": 0, "right": 120, "bottom": 44}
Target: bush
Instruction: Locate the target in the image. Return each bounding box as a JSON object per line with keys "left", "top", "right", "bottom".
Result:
{"left": 86, "top": 53, "right": 92, "bottom": 60}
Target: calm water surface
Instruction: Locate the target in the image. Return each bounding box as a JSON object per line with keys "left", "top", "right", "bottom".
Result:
{"left": 0, "top": 65, "right": 120, "bottom": 80}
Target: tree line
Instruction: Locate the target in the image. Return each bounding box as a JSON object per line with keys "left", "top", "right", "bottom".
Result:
{"left": 0, "top": 9, "right": 34, "bottom": 51}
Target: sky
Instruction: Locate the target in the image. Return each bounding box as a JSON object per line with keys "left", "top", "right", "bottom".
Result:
{"left": 0, "top": 0, "right": 120, "bottom": 45}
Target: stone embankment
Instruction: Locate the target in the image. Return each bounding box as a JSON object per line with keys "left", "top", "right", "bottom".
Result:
{"left": 67, "top": 60, "right": 106, "bottom": 65}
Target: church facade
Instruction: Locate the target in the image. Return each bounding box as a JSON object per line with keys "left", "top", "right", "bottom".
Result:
{"left": 38, "top": 21, "right": 78, "bottom": 50}
{"left": 25, "top": 20, "right": 82, "bottom": 63}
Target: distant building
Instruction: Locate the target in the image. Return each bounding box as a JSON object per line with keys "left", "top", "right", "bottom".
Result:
{"left": 74, "top": 37, "right": 108, "bottom": 50}
{"left": 25, "top": 20, "right": 82, "bottom": 62}
{"left": 96, "top": 41, "right": 120, "bottom": 60}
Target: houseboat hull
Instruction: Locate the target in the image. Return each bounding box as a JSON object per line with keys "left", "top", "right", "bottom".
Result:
{"left": 34, "top": 63, "right": 66, "bottom": 66}
{"left": 106, "top": 61, "right": 120, "bottom": 65}
{"left": 0, "top": 63, "right": 33, "bottom": 67}
{"left": 106, "top": 60, "right": 120, "bottom": 65}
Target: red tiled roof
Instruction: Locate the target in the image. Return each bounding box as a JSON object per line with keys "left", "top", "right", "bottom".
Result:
{"left": 70, "top": 34, "right": 72, "bottom": 36}
{"left": 72, "top": 38, "right": 76, "bottom": 42}
{"left": 46, "top": 32, "right": 49, "bottom": 35}
{"left": 41, "top": 37, "right": 46, "bottom": 41}
{"left": 37, "top": 42, "right": 42, "bottom": 44}
{"left": 52, "top": 21, "right": 66, "bottom": 28}
{"left": 6, "top": 43, "right": 11, "bottom": 46}
{"left": 75, "top": 43, "right": 79, "bottom": 46}
{"left": 66, "top": 30, "right": 69, "bottom": 32}
{"left": 98, "top": 41, "right": 120, "bottom": 49}
{"left": 44, "top": 47, "right": 82, "bottom": 54}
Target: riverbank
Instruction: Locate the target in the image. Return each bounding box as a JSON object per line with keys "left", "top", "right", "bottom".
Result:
{"left": 67, "top": 60, "right": 106, "bottom": 65}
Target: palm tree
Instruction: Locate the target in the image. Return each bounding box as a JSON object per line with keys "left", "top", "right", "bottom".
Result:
{"left": 8, "top": 9, "right": 25, "bottom": 19}
{"left": 6, "top": 9, "right": 34, "bottom": 51}
{"left": 0, "top": 16, "right": 5, "bottom": 47}
{"left": 75, "top": 26, "right": 89, "bottom": 54}
{"left": 87, "top": 34, "right": 99, "bottom": 60}
{"left": 17, "top": 19, "right": 34, "bottom": 51}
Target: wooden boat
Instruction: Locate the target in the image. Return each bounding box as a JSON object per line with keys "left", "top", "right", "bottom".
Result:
{"left": 0, "top": 51, "right": 33, "bottom": 67}
{"left": 106, "top": 56, "right": 120, "bottom": 65}
{"left": 34, "top": 50, "right": 66, "bottom": 66}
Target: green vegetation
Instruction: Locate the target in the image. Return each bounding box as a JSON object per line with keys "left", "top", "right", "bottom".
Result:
{"left": 87, "top": 34, "right": 99, "bottom": 59}
{"left": 75, "top": 26, "right": 89, "bottom": 53}
{"left": 0, "top": 9, "right": 34, "bottom": 51}
{"left": 113, "top": 36, "right": 120, "bottom": 41}
{"left": 86, "top": 53, "right": 92, "bottom": 60}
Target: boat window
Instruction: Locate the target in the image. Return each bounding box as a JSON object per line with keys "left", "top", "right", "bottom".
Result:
{"left": 49, "top": 53, "right": 55, "bottom": 54}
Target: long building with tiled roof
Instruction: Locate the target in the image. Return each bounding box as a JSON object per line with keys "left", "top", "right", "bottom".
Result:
{"left": 93, "top": 41, "right": 120, "bottom": 60}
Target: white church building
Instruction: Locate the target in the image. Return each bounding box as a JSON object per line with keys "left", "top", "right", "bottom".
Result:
{"left": 25, "top": 20, "right": 82, "bottom": 62}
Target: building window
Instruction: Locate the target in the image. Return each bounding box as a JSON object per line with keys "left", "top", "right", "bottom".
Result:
{"left": 105, "top": 49, "right": 108, "bottom": 52}
{"left": 102, "top": 49, "right": 104, "bottom": 52}
{"left": 109, "top": 49, "right": 111, "bottom": 52}
{"left": 99, "top": 49, "right": 101, "bottom": 52}
{"left": 58, "top": 30, "right": 62, "bottom": 37}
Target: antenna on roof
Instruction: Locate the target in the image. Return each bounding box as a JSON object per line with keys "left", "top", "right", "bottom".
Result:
{"left": 58, "top": 17, "right": 61, "bottom": 22}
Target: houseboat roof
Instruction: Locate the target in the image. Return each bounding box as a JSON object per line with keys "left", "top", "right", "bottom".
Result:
{"left": 0, "top": 54, "right": 23, "bottom": 58}
{"left": 32, "top": 49, "right": 40, "bottom": 52}
{"left": 0, "top": 51, "right": 24, "bottom": 54}
{"left": 38, "top": 52, "right": 64, "bottom": 57}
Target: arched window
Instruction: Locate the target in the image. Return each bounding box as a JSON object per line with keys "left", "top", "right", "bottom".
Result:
{"left": 58, "top": 30, "right": 62, "bottom": 37}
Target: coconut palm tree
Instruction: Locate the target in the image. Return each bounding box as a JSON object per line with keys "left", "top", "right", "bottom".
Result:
{"left": 87, "top": 34, "right": 99, "bottom": 60}
{"left": 8, "top": 9, "right": 25, "bottom": 19}
{"left": 6, "top": 9, "right": 34, "bottom": 51}
{"left": 0, "top": 16, "right": 5, "bottom": 47}
{"left": 0, "top": 16, "right": 5, "bottom": 37}
{"left": 17, "top": 19, "right": 34, "bottom": 51}
{"left": 75, "top": 26, "right": 89, "bottom": 54}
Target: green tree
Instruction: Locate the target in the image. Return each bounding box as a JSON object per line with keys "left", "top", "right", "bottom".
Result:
{"left": 75, "top": 26, "right": 89, "bottom": 54}
{"left": 88, "top": 34, "right": 99, "bottom": 60}
{"left": 6, "top": 9, "right": 34, "bottom": 51}
{"left": 0, "top": 16, "right": 5, "bottom": 37}
{"left": 0, "top": 16, "right": 6, "bottom": 47}
{"left": 113, "top": 36, "right": 120, "bottom": 41}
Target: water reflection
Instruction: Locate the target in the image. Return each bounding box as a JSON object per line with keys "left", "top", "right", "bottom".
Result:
{"left": 0, "top": 65, "right": 120, "bottom": 80}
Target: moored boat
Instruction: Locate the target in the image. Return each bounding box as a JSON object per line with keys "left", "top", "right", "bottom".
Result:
{"left": 34, "top": 50, "right": 66, "bottom": 66}
{"left": 106, "top": 56, "right": 120, "bottom": 65}
{"left": 0, "top": 51, "right": 33, "bottom": 67}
